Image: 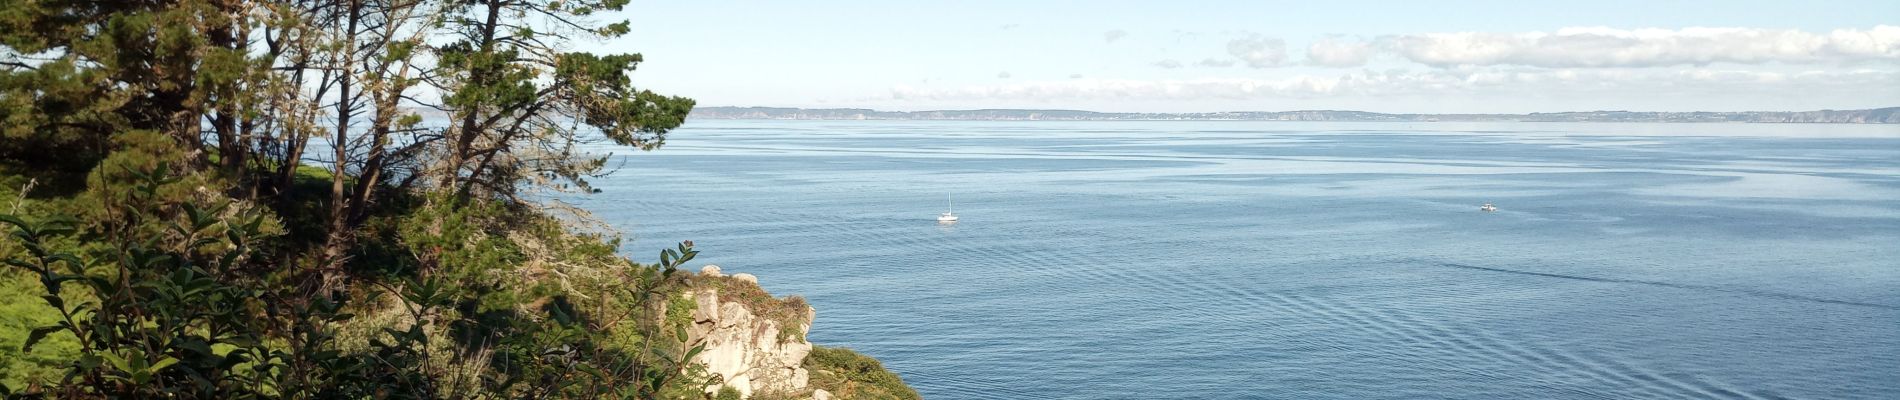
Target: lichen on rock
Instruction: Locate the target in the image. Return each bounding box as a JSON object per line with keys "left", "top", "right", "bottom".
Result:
{"left": 689, "top": 268, "right": 817, "bottom": 398}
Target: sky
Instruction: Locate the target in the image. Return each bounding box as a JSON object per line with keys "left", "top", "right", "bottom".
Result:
{"left": 599, "top": 0, "right": 1900, "bottom": 113}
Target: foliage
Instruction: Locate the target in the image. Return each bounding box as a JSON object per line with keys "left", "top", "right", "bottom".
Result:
{"left": 0, "top": 0, "right": 747, "bottom": 398}
{"left": 0, "top": 1, "right": 916, "bottom": 399}
{"left": 432, "top": 0, "right": 695, "bottom": 199}
{"left": 0, "top": 267, "right": 76, "bottom": 389}
{"left": 805, "top": 347, "right": 921, "bottom": 400}
{"left": 0, "top": 152, "right": 298, "bottom": 397}
{"left": 0, "top": 173, "right": 80, "bottom": 388}
{"left": 0, "top": 165, "right": 723, "bottom": 397}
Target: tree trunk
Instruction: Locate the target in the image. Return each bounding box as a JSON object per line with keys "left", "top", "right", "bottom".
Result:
{"left": 317, "top": 0, "right": 364, "bottom": 292}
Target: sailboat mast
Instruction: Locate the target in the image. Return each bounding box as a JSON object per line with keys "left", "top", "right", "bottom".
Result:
{"left": 947, "top": 194, "right": 954, "bottom": 214}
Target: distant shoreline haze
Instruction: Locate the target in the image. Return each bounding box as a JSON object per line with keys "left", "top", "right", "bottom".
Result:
{"left": 688, "top": 106, "right": 1900, "bottom": 123}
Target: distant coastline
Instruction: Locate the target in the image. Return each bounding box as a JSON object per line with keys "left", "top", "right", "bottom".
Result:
{"left": 689, "top": 106, "right": 1900, "bottom": 124}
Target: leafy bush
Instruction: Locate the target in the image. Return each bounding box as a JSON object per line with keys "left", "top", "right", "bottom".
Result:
{"left": 805, "top": 346, "right": 921, "bottom": 400}
{"left": 0, "top": 0, "right": 913, "bottom": 398}
{"left": 0, "top": 137, "right": 720, "bottom": 398}
{"left": 714, "top": 386, "right": 743, "bottom": 400}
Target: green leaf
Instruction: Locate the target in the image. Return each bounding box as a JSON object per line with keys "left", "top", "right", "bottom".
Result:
{"left": 76, "top": 354, "right": 102, "bottom": 370}
{"left": 575, "top": 363, "right": 608, "bottom": 380}
{"left": 22, "top": 326, "right": 64, "bottom": 352}
{"left": 219, "top": 250, "right": 241, "bottom": 270}
{"left": 101, "top": 352, "right": 132, "bottom": 373}
{"left": 241, "top": 215, "right": 262, "bottom": 232}
{"left": 3, "top": 259, "right": 36, "bottom": 271}
{"left": 183, "top": 203, "right": 205, "bottom": 229}
{"left": 0, "top": 214, "right": 27, "bottom": 230}
{"left": 179, "top": 339, "right": 214, "bottom": 357}
{"left": 150, "top": 357, "right": 180, "bottom": 373}
{"left": 217, "top": 353, "right": 249, "bottom": 370}
{"left": 682, "top": 345, "right": 704, "bottom": 362}
{"left": 52, "top": 254, "right": 85, "bottom": 274}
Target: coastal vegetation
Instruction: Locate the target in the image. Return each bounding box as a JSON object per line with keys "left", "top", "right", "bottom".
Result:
{"left": 804, "top": 347, "right": 920, "bottom": 400}
{"left": 0, "top": 0, "right": 905, "bottom": 398}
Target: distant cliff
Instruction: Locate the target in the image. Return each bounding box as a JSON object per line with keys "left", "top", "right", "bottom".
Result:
{"left": 689, "top": 106, "right": 1900, "bottom": 123}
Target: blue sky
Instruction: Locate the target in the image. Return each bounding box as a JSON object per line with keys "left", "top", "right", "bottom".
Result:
{"left": 601, "top": 1, "right": 1900, "bottom": 113}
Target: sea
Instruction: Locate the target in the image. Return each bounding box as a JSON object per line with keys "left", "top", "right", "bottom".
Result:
{"left": 568, "top": 120, "right": 1900, "bottom": 399}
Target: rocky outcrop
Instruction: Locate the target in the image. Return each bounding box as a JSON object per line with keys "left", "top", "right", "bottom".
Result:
{"left": 687, "top": 270, "right": 816, "bottom": 399}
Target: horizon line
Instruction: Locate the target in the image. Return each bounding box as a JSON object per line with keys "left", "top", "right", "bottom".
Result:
{"left": 693, "top": 105, "right": 1900, "bottom": 115}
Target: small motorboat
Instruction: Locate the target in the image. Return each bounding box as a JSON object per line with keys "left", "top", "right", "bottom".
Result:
{"left": 1480, "top": 203, "right": 1498, "bottom": 212}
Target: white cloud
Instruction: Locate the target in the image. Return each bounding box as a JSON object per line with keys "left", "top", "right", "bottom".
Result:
{"left": 1104, "top": 29, "right": 1128, "bottom": 43}
{"left": 886, "top": 69, "right": 1899, "bottom": 101}
{"left": 1306, "top": 37, "right": 1374, "bottom": 67}
{"left": 1226, "top": 35, "right": 1288, "bottom": 68}
{"left": 1384, "top": 25, "right": 1900, "bottom": 68}
{"left": 1196, "top": 58, "right": 1237, "bottom": 67}
{"left": 997, "top": 71, "right": 1012, "bottom": 79}
{"left": 1153, "top": 59, "right": 1184, "bottom": 69}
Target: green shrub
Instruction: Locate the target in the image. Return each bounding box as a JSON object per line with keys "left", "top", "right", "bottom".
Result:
{"left": 805, "top": 346, "right": 920, "bottom": 400}
{"left": 715, "top": 386, "right": 743, "bottom": 400}
{"left": 0, "top": 149, "right": 720, "bottom": 398}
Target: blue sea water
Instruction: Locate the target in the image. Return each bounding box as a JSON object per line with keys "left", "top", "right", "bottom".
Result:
{"left": 570, "top": 121, "right": 1900, "bottom": 399}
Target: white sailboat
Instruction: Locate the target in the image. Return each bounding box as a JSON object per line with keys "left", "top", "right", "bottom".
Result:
{"left": 937, "top": 195, "right": 959, "bottom": 222}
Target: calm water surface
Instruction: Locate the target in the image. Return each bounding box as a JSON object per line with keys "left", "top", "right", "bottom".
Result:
{"left": 571, "top": 121, "right": 1900, "bottom": 399}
